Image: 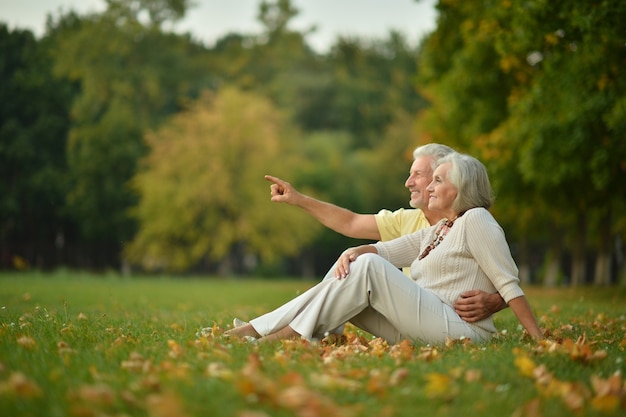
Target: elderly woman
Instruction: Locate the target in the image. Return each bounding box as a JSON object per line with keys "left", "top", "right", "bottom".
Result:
{"left": 227, "top": 153, "right": 543, "bottom": 344}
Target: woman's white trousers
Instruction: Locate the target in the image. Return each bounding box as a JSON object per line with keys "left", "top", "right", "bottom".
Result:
{"left": 250, "top": 254, "right": 488, "bottom": 344}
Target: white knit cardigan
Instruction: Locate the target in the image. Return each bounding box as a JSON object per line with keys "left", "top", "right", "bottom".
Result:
{"left": 373, "top": 207, "right": 525, "bottom": 334}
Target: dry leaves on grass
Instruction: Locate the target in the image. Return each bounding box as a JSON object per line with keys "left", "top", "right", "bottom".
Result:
{"left": 514, "top": 339, "right": 626, "bottom": 413}
{"left": 234, "top": 352, "right": 360, "bottom": 417}
{"left": 3, "top": 302, "right": 625, "bottom": 417}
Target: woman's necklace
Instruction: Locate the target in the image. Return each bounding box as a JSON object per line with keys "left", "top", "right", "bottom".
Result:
{"left": 418, "top": 213, "right": 462, "bottom": 260}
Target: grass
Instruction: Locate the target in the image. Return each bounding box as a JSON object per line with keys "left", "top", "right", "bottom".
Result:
{"left": 0, "top": 271, "right": 625, "bottom": 417}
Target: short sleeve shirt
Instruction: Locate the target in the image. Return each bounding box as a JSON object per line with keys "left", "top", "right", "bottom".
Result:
{"left": 374, "top": 208, "right": 430, "bottom": 241}
{"left": 374, "top": 208, "right": 430, "bottom": 276}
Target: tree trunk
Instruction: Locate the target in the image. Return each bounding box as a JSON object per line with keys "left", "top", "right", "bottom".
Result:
{"left": 517, "top": 236, "right": 531, "bottom": 285}
{"left": 300, "top": 250, "right": 315, "bottom": 279}
{"left": 618, "top": 236, "right": 626, "bottom": 287}
{"left": 570, "top": 212, "right": 587, "bottom": 286}
{"left": 218, "top": 254, "right": 234, "bottom": 276}
{"left": 593, "top": 208, "right": 612, "bottom": 285}
{"left": 544, "top": 233, "right": 562, "bottom": 287}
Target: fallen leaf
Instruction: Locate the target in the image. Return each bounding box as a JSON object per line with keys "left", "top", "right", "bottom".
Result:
{"left": 308, "top": 373, "right": 339, "bottom": 391}
{"left": 590, "top": 373, "right": 623, "bottom": 413}
{"left": 167, "top": 339, "right": 184, "bottom": 359}
{"left": 206, "top": 362, "right": 233, "bottom": 380}
{"left": 365, "top": 368, "right": 388, "bottom": 397}
{"left": 424, "top": 372, "right": 458, "bottom": 400}
{"left": 389, "top": 368, "right": 409, "bottom": 386}
{"left": 0, "top": 372, "right": 42, "bottom": 398}
{"left": 17, "top": 335, "right": 37, "bottom": 349}
{"left": 146, "top": 391, "right": 189, "bottom": 417}
{"left": 464, "top": 369, "right": 482, "bottom": 383}
{"left": 513, "top": 348, "right": 536, "bottom": 377}
{"left": 415, "top": 345, "right": 439, "bottom": 361}
{"left": 388, "top": 339, "right": 414, "bottom": 361}
{"left": 75, "top": 383, "right": 115, "bottom": 407}
{"left": 237, "top": 411, "right": 271, "bottom": 417}
{"left": 511, "top": 398, "right": 542, "bottom": 417}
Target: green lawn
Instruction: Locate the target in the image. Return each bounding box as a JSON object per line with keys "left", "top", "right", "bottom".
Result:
{"left": 1, "top": 271, "right": 625, "bottom": 417}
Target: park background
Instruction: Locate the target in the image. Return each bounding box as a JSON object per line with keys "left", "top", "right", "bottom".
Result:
{"left": 1, "top": 0, "right": 626, "bottom": 286}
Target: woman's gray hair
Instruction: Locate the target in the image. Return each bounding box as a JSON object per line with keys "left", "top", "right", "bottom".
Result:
{"left": 437, "top": 153, "right": 494, "bottom": 212}
{"left": 413, "top": 143, "right": 455, "bottom": 171}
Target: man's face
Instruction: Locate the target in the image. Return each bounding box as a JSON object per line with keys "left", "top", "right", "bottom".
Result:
{"left": 404, "top": 156, "right": 435, "bottom": 209}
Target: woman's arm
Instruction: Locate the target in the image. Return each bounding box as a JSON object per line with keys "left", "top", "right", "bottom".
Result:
{"left": 508, "top": 296, "right": 543, "bottom": 340}
{"left": 373, "top": 229, "right": 427, "bottom": 268}
{"left": 334, "top": 245, "right": 378, "bottom": 279}
{"left": 464, "top": 209, "right": 525, "bottom": 302}
{"left": 333, "top": 228, "right": 428, "bottom": 279}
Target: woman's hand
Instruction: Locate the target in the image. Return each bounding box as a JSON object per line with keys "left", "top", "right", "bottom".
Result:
{"left": 334, "top": 245, "right": 377, "bottom": 279}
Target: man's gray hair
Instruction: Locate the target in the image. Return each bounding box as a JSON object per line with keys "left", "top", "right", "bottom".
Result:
{"left": 413, "top": 143, "right": 456, "bottom": 171}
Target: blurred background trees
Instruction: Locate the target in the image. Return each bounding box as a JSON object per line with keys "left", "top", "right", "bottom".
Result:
{"left": 1, "top": 0, "right": 624, "bottom": 285}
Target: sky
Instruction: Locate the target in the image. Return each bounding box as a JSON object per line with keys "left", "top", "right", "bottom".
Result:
{"left": 0, "top": 0, "right": 438, "bottom": 53}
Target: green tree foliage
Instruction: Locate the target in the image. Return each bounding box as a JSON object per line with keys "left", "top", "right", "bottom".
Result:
{"left": 206, "top": 0, "right": 333, "bottom": 137}
{"left": 417, "top": 0, "right": 626, "bottom": 284}
{"left": 0, "top": 0, "right": 428, "bottom": 273}
{"left": 0, "top": 24, "right": 74, "bottom": 268}
{"left": 207, "top": 1, "right": 424, "bottom": 148}
{"left": 125, "top": 88, "right": 321, "bottom": 272}
{"left": 417, "top": 0, "right": 512, "bottom": 152}
{"left": 49, "top": 0, "right": 210, "bottom": 259}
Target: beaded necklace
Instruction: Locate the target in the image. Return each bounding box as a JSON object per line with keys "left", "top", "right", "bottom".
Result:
{"left": 418, "top": 213, "right": 463, "bottom": 260}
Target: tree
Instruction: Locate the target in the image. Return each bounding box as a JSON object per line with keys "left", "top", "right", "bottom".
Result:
{"left": 125, "top": 87, "right": 320, "bottom": 273}
{"left": 49, "top": 0, "right": 211, "bottom": 267}
{"left": 491, "top": 0, "right": 626, "bottom": 285}
{"left": 0, "top": 24, "right": 74, "bottom": 269}
{"left": 325, "top": 33, "right": 425, "bottom": 148}
{"left": 417, "top": 0, "right": 626, "bottom": 285}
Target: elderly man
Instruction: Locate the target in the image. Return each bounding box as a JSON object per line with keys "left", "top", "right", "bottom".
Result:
{"left": 265, "top": 143, "right": 506, "bottom": 323}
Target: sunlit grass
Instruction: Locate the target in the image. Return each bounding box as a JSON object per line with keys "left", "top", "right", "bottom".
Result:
{"left": 1, "top": 272, "right": 625, "bottom": 417}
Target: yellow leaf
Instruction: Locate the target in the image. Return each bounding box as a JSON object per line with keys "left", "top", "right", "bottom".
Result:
{"left": 424, "top": 373, "right": 457, "bottom": 399}
{"left": 591, "top": 395, "right": 620, "bottom": 412}
{"left": 513, "top": 352, "right": 536, "bottom": 377}
{"left": 544, "top": 33, "right": 559, "bottom": 45}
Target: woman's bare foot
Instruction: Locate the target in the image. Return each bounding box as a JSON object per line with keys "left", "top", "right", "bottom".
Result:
{"left": 257, "top": 326, "right": 301, "bottom": 343}
{"left": 225, "top": 323, "right": 261, "bottom": 339}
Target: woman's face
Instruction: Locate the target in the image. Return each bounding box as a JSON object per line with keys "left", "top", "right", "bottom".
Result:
{"left": 427, "top": 162, "right": 458, "bottom": 216}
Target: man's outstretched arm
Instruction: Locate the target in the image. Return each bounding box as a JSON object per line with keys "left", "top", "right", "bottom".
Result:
{"left": 453, "top": 290, "right": 508, "bottom": 323}
{"left": 265, "top": 175, "right": 381, "bottom": 240}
